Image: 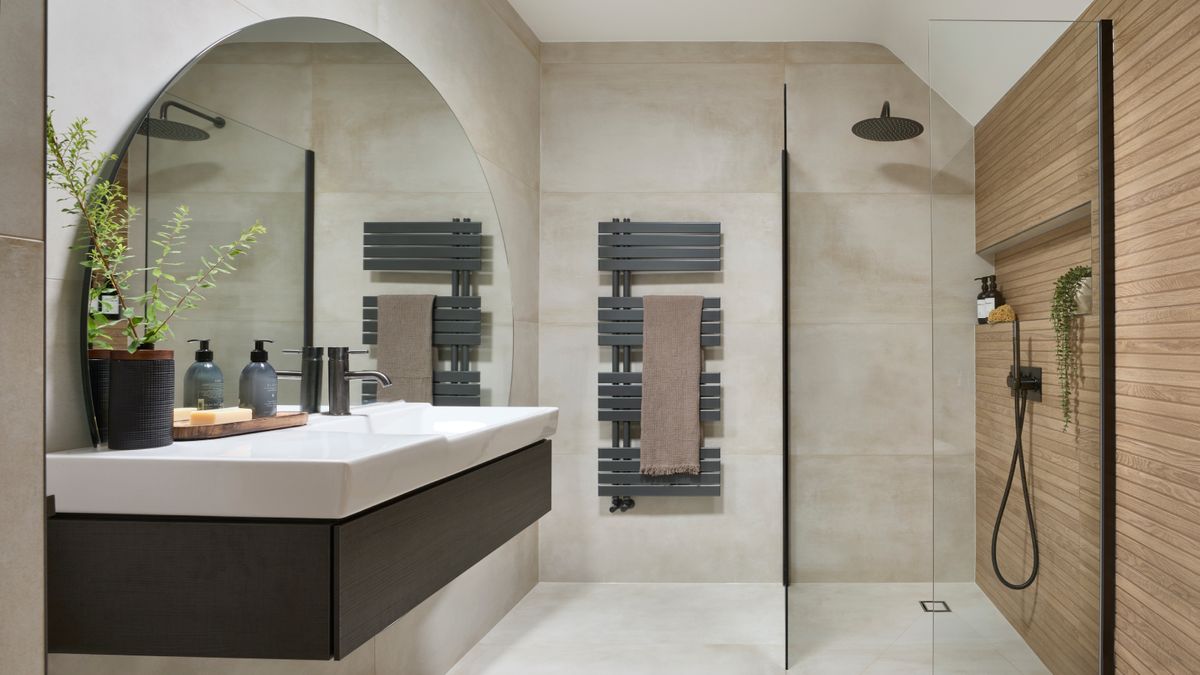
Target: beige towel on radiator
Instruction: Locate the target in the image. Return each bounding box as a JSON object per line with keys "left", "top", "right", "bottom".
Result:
{"left": 640, "top": 295, "right": 704, "bottom": 476}
{"left": 376, "top": 294, "right": 435, "bottom": 403}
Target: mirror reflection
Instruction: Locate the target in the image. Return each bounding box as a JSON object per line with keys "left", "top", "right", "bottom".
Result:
{"left": 85, "top": 18, "right": 514, "bottom": 443}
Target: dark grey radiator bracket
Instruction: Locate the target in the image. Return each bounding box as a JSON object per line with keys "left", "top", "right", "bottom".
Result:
{"left": 597, "top": 218, "right": 723, "bottom": 506}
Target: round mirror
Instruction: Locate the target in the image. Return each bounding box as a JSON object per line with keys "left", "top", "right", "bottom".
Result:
{"left": 81, "top": 17, "right": 514, "bottom": 444}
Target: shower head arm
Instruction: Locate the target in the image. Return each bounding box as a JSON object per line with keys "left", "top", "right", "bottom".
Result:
{"left": 159, "top": 100, "right": 226, "bottom": 129}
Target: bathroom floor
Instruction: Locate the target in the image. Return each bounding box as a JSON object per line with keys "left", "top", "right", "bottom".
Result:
{"left": 447, "top": 582, "right": 1048, "bottom": 674}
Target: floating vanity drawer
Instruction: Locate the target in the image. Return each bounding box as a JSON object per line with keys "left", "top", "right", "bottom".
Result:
{"left": 47, "top": 439, "right": 552, "bottom": 661}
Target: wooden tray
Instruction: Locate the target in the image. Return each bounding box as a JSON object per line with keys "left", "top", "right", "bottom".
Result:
{"left": 173, "top": 411, "right": 309, "bottom": 441}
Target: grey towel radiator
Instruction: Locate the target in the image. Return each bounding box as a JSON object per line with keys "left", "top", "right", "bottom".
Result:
{"left": 597, "top": 219, "right": 723, "bottom": 508}
{"left": 360, "top": 219, "right": 482, "bottom": 406}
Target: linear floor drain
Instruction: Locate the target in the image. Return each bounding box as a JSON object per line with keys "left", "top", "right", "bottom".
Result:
{"left": 920, "top": 600, "right": 951, "bottom": 613}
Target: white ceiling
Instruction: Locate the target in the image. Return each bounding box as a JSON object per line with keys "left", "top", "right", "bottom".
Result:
{"left": 509, "top": 0, "right": 1093, "bottom": 123}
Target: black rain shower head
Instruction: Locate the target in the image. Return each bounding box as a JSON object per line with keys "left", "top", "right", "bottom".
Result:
{"left": 137, "top": 118, "right": 211, "bottom": 141}
{"left": 136, "top": 100, "right": 226, "bottom": 142}
{"left": 852, "top": 101, "right": 924, "bottom": 142}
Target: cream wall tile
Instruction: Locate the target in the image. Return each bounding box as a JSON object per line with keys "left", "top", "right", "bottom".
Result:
{"left": 46, "top": 277, "right": 91, "bottom": 452}
{"left": 0, "top": 237, "right": 45, "bottom": 674}
{"left": 537, "top": 322, "right": 604, "bottom": 457}
{"left": 932, "top": 194, "right": 990, "bottom": 326}
{"left": 510, "top": 320, "right": 538, "bottom": 406}
{"left": 168, "top": 62, "right": 313, "bottom": 149}
{"left": 785, "top": 42, "right": 900, "bottom": 65}
{"left": 539, "top": 454, "right": 781, "bottom": 582}
{"left": 930, "top": 91, "right": 976, "bottom": 196}
{"left": 790, "top": 455, "right": 933, "bottom": 581}
{"left": 376, "top": 0, "right": 542, "bottom": 188}
{"left": 374, "top": 525, "right": 538, "bottom": 675}
{"left": 540, "top": 192, "right": 782, "bottom": 326}
{"left": 542, "top": 42, "right": 784, "bottom": 65}
{"left": 201, "top": 42, "right": 314, "bottom": 65}
{"left": 541, "top": 62, "right": 783, "bottom": 194}
{"left": 933, "top": 323, "right": 977, "bottom": 458}
{"left": 481, "top": 0, "right": 540, "bottom": 59}
{"left": 786, "top": 63, "right": 930, "bottom": 194}
{"left": 311, "top": 58, "right": 488, "bottom": 194}
{"left": 934, "top": 454, "right": 976, "bottom": 582}
{"left": 0, "top": 0, "right": 43, "bottom": 240}
{"left": 479, "top": 156, "right": 539, "bottom": 324}
{"left": 789, "top": 322, "right": 933, "bottom": 456}
{"left": 788, "top": 192, "right": 932, "bottom": 325}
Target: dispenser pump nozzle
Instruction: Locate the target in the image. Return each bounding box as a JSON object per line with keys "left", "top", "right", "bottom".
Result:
{"left": 187, "top": 338, "right": 214, "bottom": 362}
{"left": 251, "top": 339, "right": 273, "bottom": 363}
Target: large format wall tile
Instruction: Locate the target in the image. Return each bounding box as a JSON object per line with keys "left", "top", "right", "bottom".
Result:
{"left": 0, "top": 237, "right": 45, "bottom": 674}
{"left": 541, "top": 62, "right": 783, "bottom": 194}
{"left": 540, "top": 192, "right": 782, "bottom": 326}
{"left": 539, "top": 454, "right": 782, "bottom": 583}
{"left": 311, "top": 59, "right": 488, "bottom": 194}
{"left": 788, "top": 192, "right": 933, "bottom": 325}
{"left": 790, "top": 455, "right": 933, "bottom": 582}
{"left": 789, "top": 322, "right": 933, "bottom": 456}
{"left": 786, "top": 63, "right": 931, "bottom": 194}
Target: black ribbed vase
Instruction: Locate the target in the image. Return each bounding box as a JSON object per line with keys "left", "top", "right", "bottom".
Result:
{"left": 87, "top": 349, "right": 112, "bottom": 443}
{"left": 108, "top": 348, "right": 174, "bottom": 450}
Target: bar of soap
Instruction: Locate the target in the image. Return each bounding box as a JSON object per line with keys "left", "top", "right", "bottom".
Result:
{"left": 173, "top": 408, "right": 197, "bottom": 423}
{"left": 189, "top": 407, "right": 254, "bottom": 426}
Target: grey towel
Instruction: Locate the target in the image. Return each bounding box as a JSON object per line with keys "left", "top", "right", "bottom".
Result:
{"left": 640, "top": 295, "right": 704, "bottom": 476}
{"left": 376, "top": 294, "right": 435, "bottom": 403}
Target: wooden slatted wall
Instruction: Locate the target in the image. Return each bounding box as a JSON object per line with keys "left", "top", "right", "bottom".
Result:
{"left": 976, "top": 2, "right": 1200, "bottom": 672}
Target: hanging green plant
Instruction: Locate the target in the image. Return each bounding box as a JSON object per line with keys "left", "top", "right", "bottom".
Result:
{"left": 1051, "top": 265, "right": 1092, "bottom": 429}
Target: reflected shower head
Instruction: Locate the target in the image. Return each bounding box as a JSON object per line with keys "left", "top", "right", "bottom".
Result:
{"left": 136, "top": 100, "right": 226, "bottom": 142}
{"left": 852, "top": 101, "right": 924, "bottom": 142}
{"left": 137, "top": 118, "right": 211, "bottom": 141}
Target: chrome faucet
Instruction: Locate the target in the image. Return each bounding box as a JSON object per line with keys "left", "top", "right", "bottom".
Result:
{"left": 278, "top": 346, "right": 324, "bottom": 413}
{"left": 326, "top": 347, "right": 392, "bottom": 416}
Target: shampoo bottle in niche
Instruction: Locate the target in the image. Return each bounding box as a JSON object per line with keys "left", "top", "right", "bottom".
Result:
{"left": 976, "top": 275, "right": 1005, "bottom": 324}
{"left": 239, "top": 339, "right": 277, "bottom": 418}
{"left": 183, "top": 338, "right": 224, "bottom": 410}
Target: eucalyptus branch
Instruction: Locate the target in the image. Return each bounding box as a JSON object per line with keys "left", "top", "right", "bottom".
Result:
{"left": 45, "top": 113, "right": 137, "bottom": 321}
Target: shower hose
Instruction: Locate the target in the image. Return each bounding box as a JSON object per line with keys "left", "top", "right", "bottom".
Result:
{"left": 990, "top": 322, "right": 1040, "bottom": 590}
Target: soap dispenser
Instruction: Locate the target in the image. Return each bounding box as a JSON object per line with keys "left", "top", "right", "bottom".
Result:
{"left": 183, "top": 338, "right": 224, "bottom": 410}
{"left": 975, "top": 276, "right": 991, "bottom": 325}
{"left": 239, "top": 339, "right": 278, "bottom": 418}
{"left": 986, "top": 276, "right": 1005, "bottom": 321}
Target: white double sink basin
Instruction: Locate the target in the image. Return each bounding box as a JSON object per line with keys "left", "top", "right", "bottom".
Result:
{"left": 47, "top": 402, "right": 558, "bottom": 520}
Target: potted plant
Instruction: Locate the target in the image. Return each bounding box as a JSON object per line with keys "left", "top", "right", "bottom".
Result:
{"left": 1051, "top": 265, "right": 1092, "bottom": 430}
{"left": 46, "top": 113, "right": 266, "bottom": 449}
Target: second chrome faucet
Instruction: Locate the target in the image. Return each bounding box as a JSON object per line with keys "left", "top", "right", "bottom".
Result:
{"left": 326, "top": 347, "right": 392, "bottom": 416}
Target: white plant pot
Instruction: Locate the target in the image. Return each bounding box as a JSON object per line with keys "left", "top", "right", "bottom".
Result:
{"left": 1074, "top": 276, "right": 1093, "bottom": 315}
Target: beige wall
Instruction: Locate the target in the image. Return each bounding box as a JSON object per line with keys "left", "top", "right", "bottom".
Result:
{"left": 538, "top": 42, "right": 785, "bottom": 582}
{"left": 44, "top": 1, "right": 540, "bottom": 673}
{"left": 0, "top": 0, "right": 46, "bottom": 672}
{"left": 536, "top": 41, "right": 980, "bottom": 584}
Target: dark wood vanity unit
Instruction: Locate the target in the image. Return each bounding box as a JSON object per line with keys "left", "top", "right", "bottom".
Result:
{"left": 47, "top": 439, "right": 551, "bottom": 660}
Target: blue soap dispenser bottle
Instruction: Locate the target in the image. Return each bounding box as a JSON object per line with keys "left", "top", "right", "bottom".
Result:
{"left": 239, "top": 339, "right": 278, "bottom": 418}
{"left": 183, "top": 338, "right": 224, "bottom": 410}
